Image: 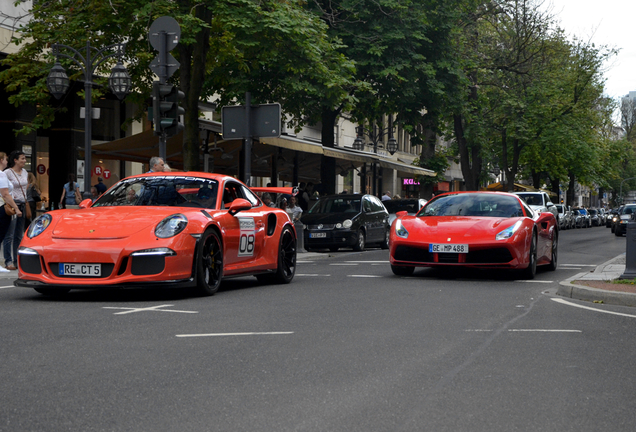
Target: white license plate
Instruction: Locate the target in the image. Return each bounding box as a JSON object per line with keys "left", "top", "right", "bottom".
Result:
{"left": 309, "top": 232, "right": 327, "bottom": 238}
{"left": 59, "top": 263, "right": 101, "bottom": 277}
{"left": 429, "top": 244, "right": 469, "bottom": 253}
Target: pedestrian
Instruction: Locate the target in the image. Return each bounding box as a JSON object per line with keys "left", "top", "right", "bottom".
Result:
{"left": 94, "top": 176, "right": 107, "bottom": 194}
{"left": 382, "top": 190, "right": 391, "bottom": 201}
{"left": 286, "top": 196, "right": 303, "bottom": 223}
{"left": 91, "top": 186, "right": 99, "bottom": 202}
{"left": 148, "top": 156, "right": 165, "bottom": 173}
{"left": 262, "top": 193, "right": 275, "bottom": 207}
{"left": 0, "top": 152, "right": 22, "bottom": 272}
{"left": 59, "top": 174, "right": 81, "bottom": 209}
{"left": 300, "top": 182, "right": 314, "bottom": 211}
{"left": 26, "top": 172, "right": 41, "bottom": 227}
{"left": 3, "top": 150, "right": 28, "bottom": 271}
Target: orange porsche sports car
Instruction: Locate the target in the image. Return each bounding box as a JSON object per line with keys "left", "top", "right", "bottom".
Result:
{"left": 15, "top": 172, "right": 297, "bottom": 296}
{"left": 389, "top": 191, "right": 557, "bottom": 279}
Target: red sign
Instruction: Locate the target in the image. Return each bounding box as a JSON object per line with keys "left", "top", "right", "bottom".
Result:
{"left": 103, "top": 169, "right": 111, "bottom": 180}
{"left": 37, "top": 164, "right": 46, "bottom": 175}
{"left": 94, "top": 166, "right": 103, "bottom": 176}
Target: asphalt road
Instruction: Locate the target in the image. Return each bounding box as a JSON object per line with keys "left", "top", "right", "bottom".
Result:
{"left": 1, "top": 225, "right": 634, "bottom": 431}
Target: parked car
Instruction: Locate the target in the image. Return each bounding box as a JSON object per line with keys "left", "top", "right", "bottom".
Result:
{"left": 513, "top": 191, "right": 558, "bottom": 220}
{"left": 611, "top": 206, "right": 624, "bottom": 233}
{"left": 576, "top": 208, "right": 592, "bottom": 228}
{"left": 301, "top": 194, "right": 390, "bottom": 251}
{"left": 383, "top": 198, "right": 427, "bottom": 226}
{"left": 588, "top": 209, "right": 601, "bottom": 226}
{"left": 597, "top": 208, "right": 607, "bottom": 226}
{"left": 389, "top": 191, "right": 557, "bottom": 279}
{"left": 571, "top": 209, "right": 587, "bottom": 229}
{"left": 555, "top": 204, "right": 573, "bottom": 230}
{"left": 614, "top": 204, "right": 636, "bottom": 236}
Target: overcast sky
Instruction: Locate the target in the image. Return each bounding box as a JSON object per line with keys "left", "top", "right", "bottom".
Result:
{"left": 545, "top": 0, "right": 636, "bottom": 99}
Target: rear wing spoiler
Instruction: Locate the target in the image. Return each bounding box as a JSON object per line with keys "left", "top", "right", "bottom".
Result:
{"left": 250, "top": 186, "right": 298, "bottom": 196}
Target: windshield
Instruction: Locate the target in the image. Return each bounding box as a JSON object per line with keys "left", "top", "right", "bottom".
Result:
{"left": 516, "top": 193, "right": 542, "bottom": 206}
{"left": 92, "top": 175, "right": 219, "bottom": 208}
{"left": 383, "top": 200, "right": 420, "bottom": 214}
{"left": 621, "top": 206, "right": 636, "bottom": 215}
{"left": 308, "top": 197, "right": 361, "bottom": 214}
{"left": 420, "top": 194, "right": 523, "bottom": 217}
{"left": 588, "top": 210, "right": 597, "bottom": 216}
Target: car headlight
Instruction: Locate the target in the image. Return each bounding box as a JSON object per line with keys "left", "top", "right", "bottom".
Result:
{"left": 620, "top": 219, "right": 629, "bottom": 224}
{"left": 155, "top": 214, "right": 188, "bottom": 238}
{"left": 394, "top": 219, "right": 409, "bottom": 238}
{"left": 496, "top": 220, "right": 522, "bottom": 240}
{"left": 335, "top": 219, "right": 353, "bottom": 229}
{"left": 27, "top": 214, "right": 52, "bottom": 238}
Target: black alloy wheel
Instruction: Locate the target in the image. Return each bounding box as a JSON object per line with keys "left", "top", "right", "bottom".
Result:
{"left": 353, "top": 230, "right": 366, "bottom": 251}
{"left": 258, "top": 226, "right": 297, "bottom": 284}
{"left": 197, "top": 228, "right": 223, "bottom": 295}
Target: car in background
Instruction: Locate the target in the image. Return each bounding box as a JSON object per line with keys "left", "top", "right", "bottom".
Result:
{"left": 576, "top": 208, "right": 592, "bottom": 228}
{"left": 608, "top": 207, "right": 621, "bottom": 229}
{"left": 598, "top": 208, "right": 608, "bottom": 225}
{"left": 571, "top": 209, "right": 587, "bottom": 229}
{"left": 588, "top": 209, "right": 601, "bottom": 226}
{"left": 614, "top": 204, "right": 636, "bottom": 236}
{"left": 301, "top": 194, "right": 390, "bottom": 252}
{"left": 513, "top": 191, "right": 558, "bottom": 220}
{"left": 555, "top": 204, "right": 573, "bottom": 230}
{"left": 389, "top": 191, "right": 557, "bottom": 279}
{"left": 14, "top": 172, "right": 298, "bottom": 296}
{"left": 383, "top": 198, "right": 427, "bottom": 226}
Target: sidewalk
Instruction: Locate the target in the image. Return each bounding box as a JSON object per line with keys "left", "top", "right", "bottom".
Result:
{"left": 557, "top": 254, "right": 636, "bottom": 307}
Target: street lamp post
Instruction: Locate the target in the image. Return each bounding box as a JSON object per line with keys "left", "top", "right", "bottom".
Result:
{"left": 46, "top": 41, "right": 131, "bottom": 195}
{"left": 352, "top": 117, "right": 397, "bottom": 196}
{"left": 619, "top": 177, "right": 636, "bottom": 205}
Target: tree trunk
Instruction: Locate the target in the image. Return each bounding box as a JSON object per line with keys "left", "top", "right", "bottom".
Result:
{"left": 177, "top": 2, "right": 212, "bottom": 171}
{"left": 320, "top": 107, "right": 338, "bottom": 195}
{"left": 454, "top": 114, "right": 481, "bottom": 191}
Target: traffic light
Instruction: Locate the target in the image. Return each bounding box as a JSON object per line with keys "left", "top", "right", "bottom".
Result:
{"left": 152, "top": 82, "right": 184, "bottom": 137}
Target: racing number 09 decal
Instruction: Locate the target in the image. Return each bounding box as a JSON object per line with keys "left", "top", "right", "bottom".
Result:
{"left": 237, "top": 217, "right": 256, "bottom": 257}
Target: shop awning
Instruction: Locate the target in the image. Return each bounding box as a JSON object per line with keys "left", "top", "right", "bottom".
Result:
{"left": 260, "top": 136, "right": 324, "bottom": 154}
{"left": 323, "top": 147, "right": 377, "bottom": 164}
{"left": 378, "top": 159, "right": 436, "bottom": 177}
{"left": 92, "top": 130, "right": 185, "bottom": 165}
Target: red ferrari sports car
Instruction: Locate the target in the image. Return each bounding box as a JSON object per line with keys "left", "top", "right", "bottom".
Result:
{"left": 389, "top": 191, "right": 557, "bottom": 278}
{"left": 15, "top": 172, "right": 297, "bottom": 296}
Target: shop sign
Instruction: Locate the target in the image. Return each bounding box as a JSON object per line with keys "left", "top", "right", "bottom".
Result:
{"left": 94, "top": 166, "right": 103, "bottom": 176}
{"left": 103, "top": 169, "right": 111, "bottom": 180}
{"left": 403, "top": 178, "right": 420, "bottom": 185}
{"left": 37, "top": 164, "right": 46, "bottom": 175}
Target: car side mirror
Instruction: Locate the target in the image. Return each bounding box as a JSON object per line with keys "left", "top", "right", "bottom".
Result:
{"left": 228, "top": 198, "right": 252, "bottom": 216}
{"left": 547, "top": 202, "right": 555, "bottom": 207}
{"left": 79, "top": 198, "right": 93, "bottom": 209}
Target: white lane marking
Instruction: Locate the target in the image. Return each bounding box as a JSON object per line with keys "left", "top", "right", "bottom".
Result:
{"left": 348, "top": 275, "right": 383, "bottom": 278}
{"left": 508, "top": 329, "right": 581, "bottom": 333}
{"left": 103, "top": 304, "right": 198, "bottom": 315}
{"left": 296, "top": 261, "right": 315, "bottom": 264}
{"left": 176, "top": 332, "right": 294, "bottom": 338}
{"left": 0, "top": 285, "right": 15, "bottom": 289}
{"left": 515, "top": 280, "right": 553, "bottom": 284}
{"left": 296, "top": 274, "right": 330, "bottom": 277}
{"left": 466, "top": 329, "right": 581, "bottom": 333}
{"left": 561, "top": 264, "right": 596, "bottom": 267}
{"left": 552, "top": 298, "right": 636, "bottom": 318}
{"left": 345, "top": 261, "right": 388, "bottom": 263}
{"left": 562, "top": 267, "right": 582, "bottom": 270}
{"left": 329, "top": 263, "right": 359, "bottom": 266}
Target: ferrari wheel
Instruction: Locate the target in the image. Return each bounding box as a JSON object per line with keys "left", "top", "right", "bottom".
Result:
{"left": 353, "top": 230, "right": 366, "bottom": 251}
{"left": 34, "top": 288, "right": 71, "bottom": 296}
{"left": 258, "top": 226, "right": 297, "bottom": 284}
{"left": 521, "top": 231, "right": 537, "bottom": 280}
{"left": 547, "top": 232, "right": 558, "bottom": 271}
{"left": 380, "top": 229, "right": 390, "bottom": 249}
{"left": 391, "top": 264, "right": 414, "bottom": 276}
{"left": 197, "top": 228, "right": 223, "bottom": 296}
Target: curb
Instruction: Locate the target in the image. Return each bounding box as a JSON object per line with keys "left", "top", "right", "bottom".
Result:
{"left": 557, "top": 255, "right": 636, "bottom": 307}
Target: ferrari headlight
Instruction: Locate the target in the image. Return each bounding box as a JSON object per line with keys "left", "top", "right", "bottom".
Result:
{"left": 27, "top": 214, "right": 52, "bottom": 238}
{"left": 496, "top": 220, "right": 522, "bottom": 240}
{"left": 155, "top": 214, "right": 188, "bottom": 238}
{"left": 395, "top": 219, "right": 409, "bottom": 238}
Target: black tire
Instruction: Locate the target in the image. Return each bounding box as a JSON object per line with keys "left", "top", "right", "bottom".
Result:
{"left": 353, "top": 230, "right": 366, "bottom": 251}
{"left": 615, "top": 227, "right": 622, "bottom": 237}
{"left": 257, "top": 226, "right": 297, "bottom": 284}
{"left": 611, "top": 224, "right": 615, "bottom": 233}
{"left": 521, "top": 231, "right": 537, "bottom": 279}
{"left": 391, "top": 264, "right": 414, "bottom": 276}
{"left": 34, "top": 288, "right": 71, "bottom": 296}
{"left": 547, "top": 231, "right": 558, "bottom": 271}
{"left": 380, "top": 228, "right": 390, "bottom": 249}
{"left": 329, "top": 246, "right": 340, "bottom": 252}
{"left": 196, "top": 228, "right": 223, "bottom": 296}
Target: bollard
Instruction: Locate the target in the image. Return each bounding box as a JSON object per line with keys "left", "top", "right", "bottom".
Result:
{"left": 295, "top": 221, "right": 307, "bottom": 253}
{"left": 619, "top": 220, "right": 636, "bottom": 279}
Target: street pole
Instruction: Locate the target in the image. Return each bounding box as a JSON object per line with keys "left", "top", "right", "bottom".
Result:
{"left": 49, "top": 41, "right": 128, "bottom": 195}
